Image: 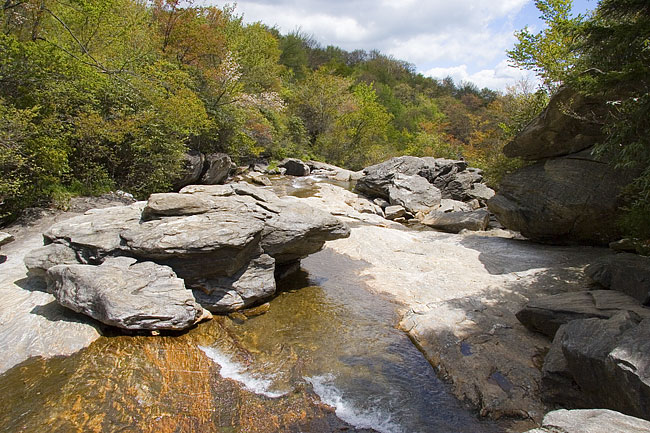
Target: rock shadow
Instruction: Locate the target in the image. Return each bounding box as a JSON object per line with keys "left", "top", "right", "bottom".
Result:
{"left": 30, "top": 301, "right": 100, "bottom": 327}
{"left": 14, "top": 276, "right": 48, "bottom": 293}
{"left": 459, "top": 234, "right": 612, "bottom": 275}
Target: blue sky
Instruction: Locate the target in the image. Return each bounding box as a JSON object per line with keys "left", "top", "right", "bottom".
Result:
{"left": 204, "top": 0, "right": 598, "bottom": 91}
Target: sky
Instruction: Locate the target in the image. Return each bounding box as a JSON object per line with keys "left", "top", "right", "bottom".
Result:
{"left": 203, "top": 0, "right": 597, "bottom": 91}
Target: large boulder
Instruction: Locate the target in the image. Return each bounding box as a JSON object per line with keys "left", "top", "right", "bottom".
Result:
{"left": 524, "top": 409, "right": 650, "bottom": 433}
{"left": 505, "top": 87, "right": 606, "bottom": 160}
{"left": 201, "top": 153, "right": 232, "bottom": 185}
{"left": 173, "top": 150, "right": 205, "bottom": 190}
{"left": 516, "top": 290, "right": 650, "bottom": 338}
{"left": 387, "top": 173, "right": 442, "bottom": 214}
{"left": 543, "top": 313, "right": 650, "bottom": 420}
{"left": 586, "top": 253, "right": 650, "bottom": 305}
{"left": 29, "top": 183, "right": 350, "bottom": 320}
{"left": 488, "top": 149, "right": 631, "bottom": 244}
{"left": 279, "top": 158, "right": 310, "bottom": 176}
{"left": 47, "top": 257, "right": 211, "bottom": 330}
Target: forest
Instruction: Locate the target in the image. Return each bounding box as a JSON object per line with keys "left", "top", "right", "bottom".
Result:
{"left": 0, "top": 0, "right": 648, "bottom": 237}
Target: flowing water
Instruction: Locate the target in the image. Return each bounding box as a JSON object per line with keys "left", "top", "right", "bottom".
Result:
{"left": 0, "top": 177, "right": 503, "bottom": 433}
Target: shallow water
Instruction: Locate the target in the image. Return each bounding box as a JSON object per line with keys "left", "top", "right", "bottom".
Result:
{"left": 0, "top": 177, "right": 502, "bottom": 433}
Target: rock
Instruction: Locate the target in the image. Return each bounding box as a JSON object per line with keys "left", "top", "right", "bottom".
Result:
{"left": 249, "top": 172, "right": 272, "bottom": 186}
{"left": 373, "top": 198, "right": 390, "bottom": 209}
{"left": 388, "top": 173, "right": 442, "bottom": 214}
{"left": 201, "top": 153, "right": 232, "bottom": 184}
{"left": 307, "top": 160, "right": 355, "bottom": 182}
{"left": 173, "top": 150, "right": 205, "bottom": 190}
{"left": 420, "top": 209, "right": 489, "bottom": 233}
{"left": 47, "top": 257, "right": 211, "bottom": 330}
{"left": 443, "top": 171, "right": 484, "bottom": 201}
{"left": 24, "top": 243, "right": 81, "bottom": 278}
{"left": 488, "top": 149, "right": 631, "bottom": 244}
{"left": 344, "top": 197, "right": 383, "bottom": 216}
{"left": 516, "top": 290, "right": 650, "bottom": 338}
{"left": 384, "top": 205, "right": 406, "bottom": 220}
{"left": 467, "top": 183, "right": 495, "bottom": 202}
{"left": 609, "top": 238, "right": 640, "bottom": 253}
{"left": 439, "top": 199, "right": 472, "bottom": 213}
{"left": 192, "top": 254, "right": 276, "bottom": 313}
{"left": 0, "top": 232, "right": 14, "bottom": 248}
{"left": 586, "top": 253, "right": 650, "bottom": 305}
{"left": 524, "top": 409, "right": 650, "bottom": 433}
{"left": 142, "top": 193, "right": 210, "bottom": 220}
{"left": 34, "top": 183, "right": 350, "bottom": 316}
{"left": 549, "top": 313, "right": 650, "bottom": 419}
{"left": 505, "top": 87, "right": 606, "bottom": 160}
{"left": 279, "top": 158, "right": 310, "bottom": 176}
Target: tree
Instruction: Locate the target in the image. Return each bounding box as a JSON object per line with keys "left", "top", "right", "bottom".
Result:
{"left": 507, "top": 0, "right": 584, "bottom": 90}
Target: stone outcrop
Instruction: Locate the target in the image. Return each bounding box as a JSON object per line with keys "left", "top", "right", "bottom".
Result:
{"left": 0, "top": 231, "right": 14, "bottom": 248}
{"left": 307, "top": 160, "right": 362, "bottom": 182}
{"left": 541, "top": 312, "right": 650, "bottom": 420}
{"left": 173, "top": 150, "right": 205, "bottom": 190}
{"left": 489, "top": 88, "right": 632, "bottom": 245}
{"left": 201, "top": 153, "right": 233, "bottom": 185}
{"left": 516, "top": 290, "right": 650, "bottom": 338}
{"left": 355, "top": 156, "right": 494, "bottom": 223}
{"left": 48, "top": 257, "right": 211, "bottom": 330}
{"left": 488, "top": 149, "right": 630, "bottom": 244}
{"left": 586, "top": 253, "right": 650, "bottom": 305}
{"left": 26, "top": 183, "right": 350, "bottom": 327}
{"left": 504, "top": 87, "right": 606, "bottom": 161}
{"left": 524, "top": 409, "right": 650, "bottom": 433}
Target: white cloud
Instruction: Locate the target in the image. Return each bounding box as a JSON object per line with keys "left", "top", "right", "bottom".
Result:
{"left": 425, "top": 60, "right": 539, "bottom": 91}
{"left": 205, "top": 0, "right": 533, "bottom": 90}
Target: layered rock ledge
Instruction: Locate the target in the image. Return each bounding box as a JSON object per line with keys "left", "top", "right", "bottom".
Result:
{"left": 24, "top": 183, "right": 350, "bottom": 330}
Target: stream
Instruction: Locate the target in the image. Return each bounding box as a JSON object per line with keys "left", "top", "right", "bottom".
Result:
{"left": 0, "top": 177, "right": 502, "bottom": 433}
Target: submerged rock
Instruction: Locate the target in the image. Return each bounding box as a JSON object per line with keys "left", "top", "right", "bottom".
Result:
{"left": 48, "top": 257, "right": 211, "bottom": 330}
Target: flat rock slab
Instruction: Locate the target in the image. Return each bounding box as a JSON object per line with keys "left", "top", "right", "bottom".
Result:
{"left": 0, "top": 232, "right": 14, "bottom": 248}
{"left": 586, "top": 253, "right": 650, "bottom": 305}
{"left": 420, "top": 209, "right": 489, "bottom": 233}
{"left": 516, "top": 290, "right": 650, "bottom": 338}
{"left": 48, "top": 257, "right": 211, "bottom": 331}
{"left": 525, "top": 409, "right": 650, "bottom": 433}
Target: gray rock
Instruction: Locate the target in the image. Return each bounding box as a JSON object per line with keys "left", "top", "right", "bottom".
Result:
{"left": 586, "top": 253, "right": 650, "bottom": 305}
{"left": 467, "top": 183, "right": 495, "bottom": 202}
{"left": 505, "top": 87, "right": 606, "bottom": 160}
{"left": 0, "top": 231, "right": 14, "bottom": 247}
{"left": 44, "top": 203, "right": 145, "bottom": 261}
{"left": 488, "top": 149, "right": 631, "bottom": 245}
{"left": 192, "top": 254, "right": 276, "bottom": 312}
{"left": 553, "top": 313, "right": 650, "bottom": 419}
{"left": 373, "top": 198, "right": 390, "bottom": 209}
{"left": 47, "top": 257, "right": 211, "bottom": 330}
{"left": 201, "top": 153, "right": 232, "bottom": 184}
{"left": 609, "top": 238, "right": 639, "bottom": 253}
{"left": 388, "top": 173, "right": 442, "bottom": 214}
{"left": 524, "top": 409, "right": 650, "bottom": 433}
{"left": 439, "top": 199, "right": 472, "bottom": 213}
{"left": 345, "top": 197, "right": 384, "bottom": 216}
{"left": 142, "top": 193, "right": 210, "bottom": 219}
{"left": 444, "top": 171, "right": 483, "bottom": 201}
{"left": 249, "top": 172, "right": 272, "bottom": 186}
{"left": 517, "top": 290, "right": 650, "bottom": 338}
{"left": 420, "top": 209, "right": 489, "bottom": 233}
{"left": 279, "top": 158, "right": 310, "bottom": 176}
{"left": 24, "top": 243, "right": 81, "bottom": 278}
{"left": 173, "top": 150, "right": 204, "bottom": 190}
{"left": 384, "top": 205, "right": 406, "bottom": 220}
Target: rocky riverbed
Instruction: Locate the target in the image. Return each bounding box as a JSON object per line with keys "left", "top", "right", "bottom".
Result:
{"left": 0, "top": 171, "right": 648, "bottom": 433}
